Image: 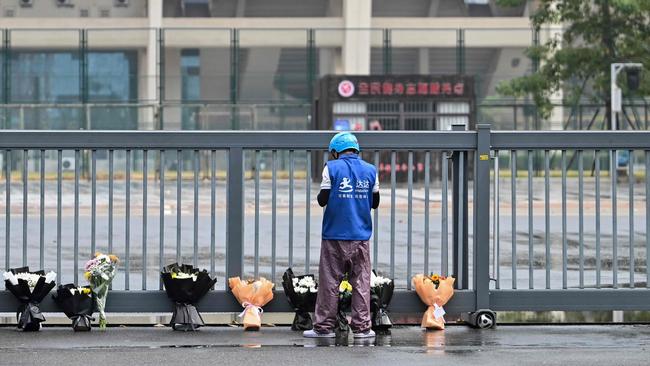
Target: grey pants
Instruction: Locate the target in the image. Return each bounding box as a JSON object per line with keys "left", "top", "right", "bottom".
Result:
{"left": 313, "top": 239, "right": 371, "bottom": 333}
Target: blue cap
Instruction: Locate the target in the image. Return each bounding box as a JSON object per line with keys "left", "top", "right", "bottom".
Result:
{"left": 328, "top": 132, "right": 360, "bottom": 153}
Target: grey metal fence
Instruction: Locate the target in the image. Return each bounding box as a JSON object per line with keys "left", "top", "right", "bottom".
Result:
{"left": 0, "top": 128, "right": 649, "bottom": 316}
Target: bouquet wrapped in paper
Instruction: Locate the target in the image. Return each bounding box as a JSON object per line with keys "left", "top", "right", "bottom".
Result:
{"left": 281, "top": 268, "right": 317, "bottom": 331}
{"left": 228, "top": 277, "right": 274, "bottom": 331}
{"left": 335, "top": 276, "right": 353, "bottom": 336}
{"left": 3, "top": 267, "right": 57, "bottom": 331}
{"left": 161, "top": 263, "right": 217, "bottom": 331}
{"left": 52, "top": 284, "right": 96, "bottom": 331}
{"left": 370, "top": 270, "right": 394, "bottom": 332}
{"left": 84, "top": 252, "right": 118, "bottom": 329}
{"left": 412, "top": 274, "right": 455, "bottom": 330}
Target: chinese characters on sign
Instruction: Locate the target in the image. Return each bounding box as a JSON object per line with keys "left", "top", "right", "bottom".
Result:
{"left": 352, "top": 81, "right": 465, "bottom": 97}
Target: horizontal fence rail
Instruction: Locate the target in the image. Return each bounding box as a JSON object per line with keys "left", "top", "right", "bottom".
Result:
{"left": 1, "top": 128, "right": 650, "bottom": 314}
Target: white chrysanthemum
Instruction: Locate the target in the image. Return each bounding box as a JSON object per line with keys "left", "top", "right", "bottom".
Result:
{"left": 370, "top": 272, "right": 392, "bottom": 288}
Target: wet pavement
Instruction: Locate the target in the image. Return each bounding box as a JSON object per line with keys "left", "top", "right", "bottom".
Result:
{"left": 0, "top": 325, "right": 649, "bottom": 365}
{"left": 2, "top": 178, "right": 648, "bottom": 291}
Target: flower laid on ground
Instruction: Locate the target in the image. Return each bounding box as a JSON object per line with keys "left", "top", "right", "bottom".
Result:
{"left": 370, "top": 270, "right": 394, "bottom": 332}
{"left": 3, "top": 267, "right": 57, "bottom": 331}
{"left": 229, "top": 276, "right": 274, "bottom": 331}
{"left": 84, "top": 252, "right": 118, "bottom": 330}
{"left": 161, "top": 263, "right": 217, "bottom": 331}
{"left": 282, "top": 268, "right": 318, "bottom": 331}
{"left": 412, "top": 273, "right": 455, "bottom": 330}
{"left": 335, "top": 275, "right": 354, "bottom": 334}
{"left": 52, "top": 284, "right": 96, "bottom": 331}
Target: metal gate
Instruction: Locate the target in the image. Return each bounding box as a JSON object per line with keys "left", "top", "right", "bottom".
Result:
{"left": 0, "top": 128, "right": 649, "bottom": 319}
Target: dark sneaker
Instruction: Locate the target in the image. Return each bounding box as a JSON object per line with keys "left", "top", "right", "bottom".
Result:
{"left": 353, "top": 329, "right": 376, "bottom": 338}
{"left": 303, "top": 329, "right": 336, "bottom": 338}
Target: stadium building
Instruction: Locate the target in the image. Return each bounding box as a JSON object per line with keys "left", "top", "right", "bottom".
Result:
{"left": 0, "top": 0, "right": 567, "bottom": 131}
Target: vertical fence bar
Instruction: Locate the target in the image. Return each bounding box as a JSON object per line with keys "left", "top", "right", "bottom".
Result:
{"left": 91, "top": 149, "right": 96, "bottom": 255}
{"left": 373, "top": 150, "right": 380, "bottom": 269}
{"left": 39, "top": 150, "right": 45, "bottom": 270}
{"left": 595, "top": 150, "right": 601, "bottom": 288}
{"left": 457, "top": 151, "right": 466, "bottom": 289}
{"left": 305, "top": 150, "right": 312, "bottom": 274}
{"left": 22, "top": 149, "right": 27, "bottom": 267}
{"left": 5, "top": 150, "right": 10, "bottom": 270}
{"left": 272, "top": 149, "right": 277, "bottom": 283}
{"left": 646, "top": 150, "right": 650, "bottom": 289}
{"left": 57, "top": 150, "right": 62, "bottom": 282}
{"left": 494, "top": 151, "right": 500, "bottom": 289}
{"left": 645, "top": 150, "right": 649, "bottom": 289}
{"left": 125, "top": 149, "right": 131, "bottom": 290}
{"left": 108, "top": 150, "right": 114, "bottom": 255}
{"left": 210, "top": 150, "right": 216, "bottom": 280}
{"left": 407, "top": 151, "right": 413, "bottom": 290}
{"left": 442, "top": 151, "right": 449, "bottom": 276}
{"left": 254, "top": 150, "right": 260, "bottom": 278}
{"left": 578, "top": 150, "right": 584, "bottom": 288}
{"left": 390, "top": 150, "right": 396, "bottom": 279}
{"left": 544, "top": 150, "right": 550, "bottom": 289}
{"left": 193, "top": 150, "right": 199, "bottom": 267}
{"left": 612, "top": 149, "right": 618, "bottom": 288}
{"left": 227, "top": 148, "right": 244, "bottom": 288}
{"left": 628, "top": 149, "right": 634, "bottom": 288}
{"left": 475, "top": 125, "right": 491, "bottom": 310}
{"left": 511, "top": 150, "right": 517, "bottom": 289}
{"left": 424, "top": 150, "right": 430, "bottom": 276}
{"left": 142, "top": 150, "right": 148, "bottom": 290}
{"left": 176, "top": 150, "right": 182, "bottom": 264}
{"left": 527, "top": 150, "right": 533, "bottom": 289}
{"left": 289, "top": 149, "right": 294, "bottom": 268}
{"left": 159, "top": 150, "right": 165, "bottom": 290}
{"left": 74, "top": 149, "right": 80, "bottom": 284}
{"left": 562, "top": 150, "right": 567, "bottom": 289}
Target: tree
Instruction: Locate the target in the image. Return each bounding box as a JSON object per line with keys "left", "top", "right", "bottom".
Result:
{"left": 496, "top": 0, "right": 650, "bottom": 128}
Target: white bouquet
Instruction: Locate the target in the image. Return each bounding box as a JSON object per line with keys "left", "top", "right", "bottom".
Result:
{"left": 3, "top": 267, "right": 57, "bottom": 331}
{"left": 282, "top": 268, "right": 318, "bottom": 331}
{"left": 370, "top": 270, "right": 394, "bottom": 332}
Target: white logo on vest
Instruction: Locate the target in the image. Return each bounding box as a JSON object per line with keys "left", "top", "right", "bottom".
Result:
{"left": 339, "top": 177, "right": 353, "bottom": 193}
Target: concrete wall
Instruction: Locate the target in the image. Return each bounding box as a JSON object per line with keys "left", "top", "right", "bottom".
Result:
{"left": 1, "top": 0, "right": 147, "bottom": 18}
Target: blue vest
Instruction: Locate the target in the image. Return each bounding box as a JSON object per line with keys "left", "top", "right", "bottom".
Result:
{"left": 322, "top": 154, "right": 376, "bottom": 241}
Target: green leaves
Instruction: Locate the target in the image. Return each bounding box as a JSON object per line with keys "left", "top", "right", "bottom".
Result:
{"left": 497, "top": 0, "right": 650, "bottom": 120}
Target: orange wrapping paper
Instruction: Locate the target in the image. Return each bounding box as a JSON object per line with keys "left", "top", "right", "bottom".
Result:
{"left": 412, "top": 275, "right": 455, "bottom": 330}
{"left": 228, "top": 277, "right": 274, "bottom": 331}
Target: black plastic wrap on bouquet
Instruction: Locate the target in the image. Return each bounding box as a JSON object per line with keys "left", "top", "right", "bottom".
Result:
{"left": 161, "top": 263, "right": 217, "bottom": 331}
{"left": 370, "top": 275, "right": 395, "bottom": 333}
{"left": 335, "top": 292, "right": 352, "bottom": 337}
{"left": 170, "top": 303, "right": 205, "bottom": 331}
{"left": 4, "top": 267, "right": 56, "bottom": 332}
{"left": 52, "top": 284, "right": 96, "bottom": 331}
{"left": 281, "top": 268, "right": 317, "bottom": 331}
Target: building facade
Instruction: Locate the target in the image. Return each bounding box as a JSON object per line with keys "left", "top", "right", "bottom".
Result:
{"left": 0, "top": 0, "right": 571, "bottom": 131}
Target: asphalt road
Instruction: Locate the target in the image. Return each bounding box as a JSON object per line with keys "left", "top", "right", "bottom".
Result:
{"left": 1, "top": 177, "right": 648, "bottom": 290}
{"left": 0, "top": 325, "right": 648, "bottom": 366}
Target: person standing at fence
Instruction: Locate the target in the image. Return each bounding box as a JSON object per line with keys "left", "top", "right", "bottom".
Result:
{"left": 303, "top": 132, "right": 380, "bottom": 339}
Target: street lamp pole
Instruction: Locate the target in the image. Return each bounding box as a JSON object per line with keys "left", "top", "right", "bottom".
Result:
{"left": 610, "top": 63, "right": 642, "bottom": 132}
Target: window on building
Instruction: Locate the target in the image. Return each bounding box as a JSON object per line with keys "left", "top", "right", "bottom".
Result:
{"left": 181, "top": 49, "right": 200, "bottom": 129}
